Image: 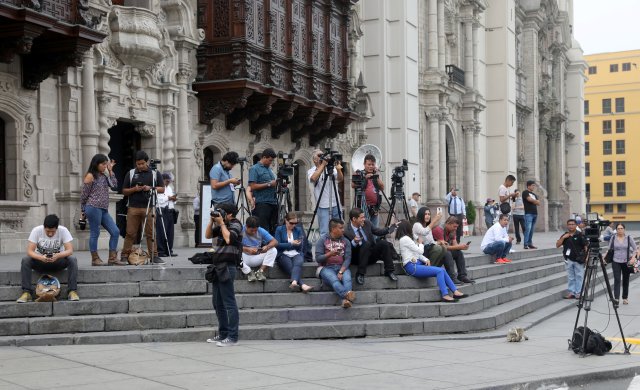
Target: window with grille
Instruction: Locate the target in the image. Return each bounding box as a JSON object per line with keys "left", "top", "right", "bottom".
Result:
{"left": 603, "top": 162, "right": 612, "bottom": 176}
{"left": 617, "top": 204, "right": 627, "bottom": 213}
{"left": 602, "top": 120, "right": 611, "bottom": 134}
{"left": 588, "top": 66, "right": 597, "bottom": 74}
{"left": 603, "top": 140, "right": 612, "bottom": 155}
{"left": 616, "top": 119, "right": 625, "bottom": 133}
{"left": 616, "top": 161, "right": 625, "bottom": 175}
{"left": 602, "top": 99, "right": 611, "bottom": 114}
{"left": 622, "top": 63, "right": 631, "bottom": 71}
{"left": 585, "top": 162, "right": 590, "bottom": 177}
{"left": 604, "top": 183, "right": 613, "bottom": 197}
{"left": 584, "top": 100, "right": 589, "bottom": 115}
{"left": 617, "top": 182, "right": 626, "bottom": 196}
{"left": 605, "top": 204, "right": 614, "bottom": 213}
{"left": 615, "top": 97, "right": 625, "bottom": 113}
{"left": 585, "top": 122, "right": 589, "bottom": 135}
{"left": 610, "top": 64, "right": 618, "bottom": 72}
{"left": 616, "top": 139, "right": 625, "bottom": 154}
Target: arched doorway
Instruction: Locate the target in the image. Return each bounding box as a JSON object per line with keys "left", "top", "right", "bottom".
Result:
{"left": 203, "top": 146, "right": 222, "bottom": 180}
{"left": 108, "top": 121, "right": 141, "bottom": 193}
{"left": 0, "top": 117, "right": 5, "bottom": 200}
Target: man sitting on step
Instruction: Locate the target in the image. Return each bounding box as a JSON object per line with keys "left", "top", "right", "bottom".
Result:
{"left": 315, "top": 218, "right": 355, "bottom": 308}
{"left": 241, "top": 216, "right": 278, "bottom": 282}
{"left": 480, "top": 214, "right": 513, "bottom": 264}
{"left": 343, "top": 207, "right": 398, "bottom": 285}
{"left": 433, "top": 216, "right": 475, "bottom": 284}
{"left": 17, "top": 214, "right": 80, "bottom": 303}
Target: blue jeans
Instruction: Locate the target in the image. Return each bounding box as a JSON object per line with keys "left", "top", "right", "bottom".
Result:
{"left": 403, "top": 262, "right": 457, "bottom": 297}
{"left": 368, "top": 213, "right": 379, "bottom": 228}
{"left": 524, "top": 213, "right": 537, "bottom": 246}
{"left": 483, "top": 241, "right": 512, "bottom": 259}
{"left": 319, "top": 265, "right": 352, "bottom": 299}
{"left": 317, "top": 206, "right": 341, "bottom": 236}
{"left": 84, "top": 205, "right": 120, "bottom": 252}
{"left": 277, "top": 253, "right": 305, "bottom": 285}
{"left": 565, "top": 259, "right": 584, "bottom": 296}
{"left": 211, "top": 265, "right": 239, "bottom": 341}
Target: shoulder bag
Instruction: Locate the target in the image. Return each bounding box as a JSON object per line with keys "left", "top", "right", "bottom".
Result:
{"left": 603, "top": 238, "right": 614, "bottom": 264}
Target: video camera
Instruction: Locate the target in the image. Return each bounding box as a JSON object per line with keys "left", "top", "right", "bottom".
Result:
{"left": 149, "top": 158, "right": 161, "bottom": 171}
{"left": 277, "top": 152, "right": 296, "bottom": 178}
{"left": 583, "top": 212, "right": 610, "bottom": 246}
{"left": 237, "top": 156, "right": 248, "bottom": 163}
{"left": 320, "top": 148, "right": 342, "bottom": 169}
{"left": 391, "top": 159, "right": 408, "bottom": 180}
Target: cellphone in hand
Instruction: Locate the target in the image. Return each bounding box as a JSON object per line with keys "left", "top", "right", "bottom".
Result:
{"left": 436, "top": 207, "right": 443, "bottom": 214}
{"left": 466, "top": 241, "right": 472, "bottom": 246}
{"left": 136, "top": 182, "right": 144, "bottom": 186}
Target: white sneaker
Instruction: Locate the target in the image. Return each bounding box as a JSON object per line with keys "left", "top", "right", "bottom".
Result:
{"left": 206, "top": 335, "right": 224, "bottom": 343}
{"left": 216, "top": 338, "right": 238, "bottom": 347}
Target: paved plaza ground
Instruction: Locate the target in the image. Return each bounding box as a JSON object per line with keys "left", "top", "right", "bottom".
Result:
{"left": 0, "top": 232, "right": 639, "bottom": 389}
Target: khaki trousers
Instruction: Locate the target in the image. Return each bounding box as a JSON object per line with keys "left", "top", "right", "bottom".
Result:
{"left": 122, "top": 207, "right": 157, "bottom": 257}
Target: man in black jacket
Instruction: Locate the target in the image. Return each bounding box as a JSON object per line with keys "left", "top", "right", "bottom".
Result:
{"left": 205, "top": 203, "right": 243, "bottom": 347}
{"left": 344, "top": 208, "right": 398, "bottom": 285}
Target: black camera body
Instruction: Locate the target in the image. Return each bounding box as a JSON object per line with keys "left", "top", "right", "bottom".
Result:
{"left": 149, "top": 158, "right": 161, "bottom": 170}
{"left": 210, "top": 207, "right": 227, "bottom": 219}
{"left": 78, "top": 216, "right": 87, "bottom": 231}
{"left": 237, "top": 156, "right": 248, "bottom": 163}
{"left": 320, "top": 148, "right": 342, "bottom": 167}
{"left": 392, "top": 159, "right": 409, "bottom": 180}
{"left": 584, "top": 212, "right": 610, "bottom": 247}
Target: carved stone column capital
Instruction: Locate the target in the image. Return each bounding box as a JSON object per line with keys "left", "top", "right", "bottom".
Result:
{"left": 177, "top": 67, "right": 192, "bottom": 85}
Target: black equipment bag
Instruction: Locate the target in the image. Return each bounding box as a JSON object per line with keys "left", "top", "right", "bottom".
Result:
{"left": 571, "top": 326, "right": 612, "bottom": 355}
{"left": 499, "top": 202, "right": 511, "bottom": 215}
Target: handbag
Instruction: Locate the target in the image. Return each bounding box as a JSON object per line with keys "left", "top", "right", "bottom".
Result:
{"left": 205, "top": 263, "right": 231, "bottom": 283}
{"left": 128, "top": 247, "right": 149, "bottom": 265}
{"left": 172, "top": 209, "right": 179, "bottom": 225}
{"left": 603, "top": 238, "right": 614, "bottom": 264}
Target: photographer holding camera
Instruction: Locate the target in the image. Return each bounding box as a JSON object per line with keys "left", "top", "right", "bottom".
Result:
{"left": 17, "top": 215, "right": 79, "bottom": 303}
{"left": 352, "top": 154, "right": 384, "bottom": 227}
{"left": 120, "top": 151, "right": 165, "bottom": 265}
{"left": 249, "top": 148, "right": 278, "bottom": 233}
{"left": 209, "top": 152, "right": 241, "bottom": 206}
{"left": 308, "top": 149, "right": 344, "bottom": 236}
{"left": 205, "top": 203, "right": 243, "bottom": 347}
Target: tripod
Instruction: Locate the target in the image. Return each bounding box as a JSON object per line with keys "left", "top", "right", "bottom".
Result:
{"left": 384, "top": 178, "right": 410, "bottom": 226}
{"left": 234, "top": 160, "right": 252, "bottom": 224}
{"left": 569, "top": 244, "right": 630, "bottom": 356}
{"left": 276, "top": 176, "right": 293, "bottom": 226}
{"left": 306, "top": 164, "right": 343, "bottom": 240}
{"left": 139, "top": 170, "right": 172, "bottom": 262}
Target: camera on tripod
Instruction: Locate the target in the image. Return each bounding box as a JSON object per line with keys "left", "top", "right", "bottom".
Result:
{"left": 237, "top": 156, "right": 248, "bottom": 163}
{"left": 277, "top": 152, "right": 296, "bottom": 178}
{"left": 210, "top": 207, "right": 227, "bottom": 219}
{"left": 391, "top": 159, "right": 408, "bottom": 180}
{"left": 149, "top": 159, "right": 161, "bottom": 171}
{"left": 320, "top": 148, "right": 342, "bottom": 169}
{"left": 583, "top": 212, "right": 610, "bottom": 246}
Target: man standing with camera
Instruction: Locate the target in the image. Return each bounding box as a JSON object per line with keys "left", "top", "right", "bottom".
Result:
{"left": 352, "top": 154, "right": 384, "bottom": 227}
{"left": 249, "top": 148, "right": 278, "bottom": 233}
{"left": 17, "top": 214, "right": 80, "bottom": 303}
{"left": 210, "top": 152, "right": 240, "bottom": 206}
{"left": 556, "top": 219, "right": 588, "bottom": 299}
{"left": 205, "top": 203, "right": 242, "bottom": 347}
{"left": 121, "top": 151, "right": 165, "bottom": 265}
{"left": 308, "top": 149, "right": 344, "bottom": 236}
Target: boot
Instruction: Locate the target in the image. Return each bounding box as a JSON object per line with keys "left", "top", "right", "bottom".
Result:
{"left": 108, "top": 250, "right": 127, "bottom": 266}
{"left": 91, "top": 252, "right": 105, "bottom": 266}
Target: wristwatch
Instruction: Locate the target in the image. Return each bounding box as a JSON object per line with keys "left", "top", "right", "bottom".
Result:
{"left": 267, "top": 182, "right": 272, "bottom": 187}
{"left": 338, "top": 270, "right": 344, "bottom": 275}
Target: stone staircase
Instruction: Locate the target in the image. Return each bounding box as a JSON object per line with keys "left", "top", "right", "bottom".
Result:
{"left": 0, "top": 247, "right": 607, "bottom": 346}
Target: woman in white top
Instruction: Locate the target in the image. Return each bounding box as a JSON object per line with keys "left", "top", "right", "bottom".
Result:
{"left": 412, "top": 207, "right": 448, "bottom": 267}
{"left": 274, "top": 212, "right": 313, "bottom": 292}
{"left": 396, "top": 221, "right": 466, "bottom": 302}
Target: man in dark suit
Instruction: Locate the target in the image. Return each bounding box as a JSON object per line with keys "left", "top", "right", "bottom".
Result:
{"left": 344, "top": 208, "right": 398, "bottom": 285}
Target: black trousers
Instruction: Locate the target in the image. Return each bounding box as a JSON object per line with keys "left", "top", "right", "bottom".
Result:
{"left": 612, "top": 261, "right": 631, "bottom": 300}
{"left": 21, "top": 256, "right": 78, "bottom": 292}
{"left": 253, "top": 202, "right": 278, "bottom": 234}
{"left": 352, "top": 239, "right": 395, "bottom": 275}
{"left": 194, "top": 213, "right": 201, "bottom": 247}
{"left": 512, "top": 214, "right": 525, "bottom": 242}
{"left": 156, "top": 207, "right": 175, "bottom": 255}
{"left": 450, "top": 249, "right": 468, "bottom": 279}
{"left": 450, "top": 214, "right": 464, "bottom": 242}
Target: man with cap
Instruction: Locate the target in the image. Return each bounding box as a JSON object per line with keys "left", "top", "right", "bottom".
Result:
{"left": 522, "top": 180, "right": 541, "bottom": 249}
{"left": 445, "top": 187, "right": 466, "bottom": 242}
{"left": 249, "top": 148, "right": 278, "bottom": 233}
{"left": 157, "top": 172, "right": 178, "bottom": 257}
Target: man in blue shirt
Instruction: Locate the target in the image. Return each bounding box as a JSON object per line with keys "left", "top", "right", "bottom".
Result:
{"left": 249, "top": 148, "right": 278, "bottom": 233}
{"left": 209, "top": 152, "right": 240, "bottom": 206}
{"left": 445, "top": 187, "right": 466, "bottom": 242}
{"left": 241, "top": 216, "right": 278, "bottom": 282}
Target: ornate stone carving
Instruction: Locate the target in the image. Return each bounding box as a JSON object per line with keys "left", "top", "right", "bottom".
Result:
{"left": 69, "top": 149, "right": 81, "bottom": 175}
{"left": 162, "top": 108, "right": 176, "bottom": 172}
{"left": 109, "top": 7, "right": 165, "bottom": 70}
{"left": 22, "top": 114, "right": 35, "bottom": 149}
{"left": 194, "top": 139, "right": 204, "bottom": 179}
{"left": 135, "top": 123, "right": 156, "bottom": 137}
{"left": 23, "top": 161, "right": 33, "bottom": 199}
{"left": 97, "top": 94, "right": 112, "bottom": 155}
{"left": 177, "top": 67, "right": 192, "bottom": 84}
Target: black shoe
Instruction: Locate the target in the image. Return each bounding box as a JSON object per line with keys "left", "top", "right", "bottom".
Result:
{"left": 516, "top": 240, "right": 521, "bottom": 244}
{"left": 453, "top": 279, "right": 464, "bottom": 285}
{"left": 458, "top": 277, "right": 475, "bottom": 284}
{"left": 152, "top": 256, "right": 166, "bottom": 264}
{"left": 157, "top": 253, "right": 169, "bottom": 257}
{"left": 385, "top": 271, "right": 398, "bottom": 281}
{"left": 523, "top": 246, "right": 529, "bottom": 249}
{"left": 528, "top": 245, "right": 538, "bottom": 249}
{"left": 170, "top": 253, "right": 178, "bottom": 257}
{"left": 356, "top": 273, "right": 365, "bottom": 285}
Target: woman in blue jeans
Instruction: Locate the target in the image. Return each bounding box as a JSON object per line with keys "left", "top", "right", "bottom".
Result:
{"left": 80, "top": 154, "right": 124, "bottom": 266}
{"left": 274, "top": 212, "right": 313, "bottom": 292}
{"left": 396, "top": 221, "right": 467, "bottom": 302}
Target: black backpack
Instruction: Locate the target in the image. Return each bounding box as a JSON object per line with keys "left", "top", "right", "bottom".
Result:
{"left": 571, "top": 326, "right": 612, "bottom": 355}
{"left": 499, "top": 202, "right": 511, "bottom": 215}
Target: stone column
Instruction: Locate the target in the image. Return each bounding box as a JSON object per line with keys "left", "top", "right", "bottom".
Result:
{"left": 438, "top": 114, "right": 447, "bottom": 198}
{"left": 464, "top": 125, "right": 475, "bottom": 201}
{"left": 80, "top": 50, "right": 99, "bottom": 168}
{"left": 162, "top": 108, "right": 176, "bottom": 173}
{"left": 437, "top": 0, "right": 445, "bottom": 72}
{"left": 97, "top": 94, "right": 112, "bottom": 156}
{"left": 427, "top": 111, "right": 440, "bottom": 201}
{"left": 464, "top": 19, "right": 473, "bottom": 89}
{"left": 176, "top": 68, "right": 192, "bottom": 194}
{"left": 472, "top": 20, "right": 479, "bottom": 90}
{"left": 428, "top": 0, "right": 438, "bottom": 70}
{"left": 546, "top": 129, "right": 561, "bottom": 230}
{"left": 473, "top": 127, "right": 481, "bottom": 203}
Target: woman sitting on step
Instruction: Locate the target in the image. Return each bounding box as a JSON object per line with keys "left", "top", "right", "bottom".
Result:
{"left": 274, "top": 212, "right": 313, "bottom": 293}
{"left": 396, "top": 220, "right": 466, "bottom": 302}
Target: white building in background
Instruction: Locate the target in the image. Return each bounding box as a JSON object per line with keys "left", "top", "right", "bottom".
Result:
{"left": 361, "top": 0, "right": 586, "bottom": 231}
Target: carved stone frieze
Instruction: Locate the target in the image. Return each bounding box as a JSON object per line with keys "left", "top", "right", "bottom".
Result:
{"left": 22, "top": 114, "right": 35, "bottom": 150}
{"left": 194, "top": 139, "right": 204, "bottom": 179}
{"left": 135, "top": 123, "right": 156, "bottom": 138}
{"left": 23, "top": 161, "right": 33, "bottom": 199}
{"left": 109, "top": 7, "right": 165, "bottom": 70}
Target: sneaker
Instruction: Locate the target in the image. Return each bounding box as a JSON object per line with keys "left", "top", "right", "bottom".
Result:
{"left": 247, "top": 271, "right": 257, "bottom": 282}
{"left": 68, "top": 291, "right": 80, "bottom": 301}
{"left": 152, "top": 256, "right": 166, "bottom": 264}
{"left": 345, "top": 290, "right": 356, "bottom": 302}
{"left": 16, "top": 291, "right": 32, "bottom": 303}
{"left": 206, "top": 335, "right": 225, "bottom": 343}
{"left": 527, "top": 245, "right": 538, "bottom": 249}
{"left": 255, "top": 269, "right": 267, "bottom": 282}
{"left": 495, "top": 258, "right": 509, "bottom": 264}
{"left": 502, "top": 258, "right": 512, "bottom": 263}
{"left": 341, "top": 299, "right": 352, "bottom": 309}
{"left": 216, "top": 338, "right": 238, "bottom": 347}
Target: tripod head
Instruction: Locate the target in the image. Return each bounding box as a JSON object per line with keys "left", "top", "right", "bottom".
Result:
{"left": 390, "top": 159, "right": 408, "bottom": 199}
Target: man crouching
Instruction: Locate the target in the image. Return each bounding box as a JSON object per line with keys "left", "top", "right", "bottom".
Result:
{"left": 315, "top": 218, "right": 355, "bottom": 308}
{"left": 17, "top": 214, "right": 79, "bottom": 303}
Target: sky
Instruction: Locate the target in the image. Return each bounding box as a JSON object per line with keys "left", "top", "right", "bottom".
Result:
{"left": 573, "top": 0, "right": 640, "bottom": 55}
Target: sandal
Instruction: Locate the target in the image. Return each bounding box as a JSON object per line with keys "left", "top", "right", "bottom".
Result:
{"left": 441, "top": 295, "right": 458, "bottom": 303}
{"left": 453, "top": 292, "right": 468, "bottom": 299}
{"left": 301, "top": 284, "right": 313, "bottom": 293}
{"left": 289, "top": 281, "right": 301, "bottom": 292}
{"left": 623, "top": 299, "right": 629, "bottom": 305}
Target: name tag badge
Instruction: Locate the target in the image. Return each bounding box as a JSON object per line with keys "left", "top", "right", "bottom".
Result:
{"left": 566, "top": 248, "right": 571, "bottom": 256}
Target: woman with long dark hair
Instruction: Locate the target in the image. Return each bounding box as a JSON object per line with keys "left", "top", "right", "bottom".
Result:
{"left": 607, "top": 223, "right": 636, "bottom": 304}
{"left": 80, "top": 154, "right": 125, "bottom": 266}
{"left": 396, "top": 220, "right": 466, "bottom": 302}
{"left": 413, "top": 207, "right": 458, "bottom": 280}
{"left": 274, "top": 212, "right": 313, "bottom": 292}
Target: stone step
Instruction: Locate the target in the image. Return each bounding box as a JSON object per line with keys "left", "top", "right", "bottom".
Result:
{"left": 0, "top": 270, "right": 604, "bottom": 346}
{"left": 0, "top": 267, "right": 568, "bottom": 337}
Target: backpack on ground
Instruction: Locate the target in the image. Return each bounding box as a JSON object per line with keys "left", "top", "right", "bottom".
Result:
{"left": 571, "top": 326, "right": 612, "bottom": 355}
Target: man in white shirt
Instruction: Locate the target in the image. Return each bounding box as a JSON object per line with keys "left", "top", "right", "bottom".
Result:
{"left": 480, "top": 214, "right": 513, "bottom": 264}
{"left": 156, "top": 172, "right": 177, "bottom": 257}
{"left": 445, "top": 187, "right": 466, "bottom": 242}
{"left": 498, "top": 175, "right": 518, "bottom": 215}
{"left": 308, "top": 149, "right": 344, "bottom": 236}
{"left": 408, "top": 192, "right": 421, "bottom": 219}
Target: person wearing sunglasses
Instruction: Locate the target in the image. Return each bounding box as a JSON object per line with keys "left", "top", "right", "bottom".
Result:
{"left": 274, "top": 212, "right": 313, "bottom": 292}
